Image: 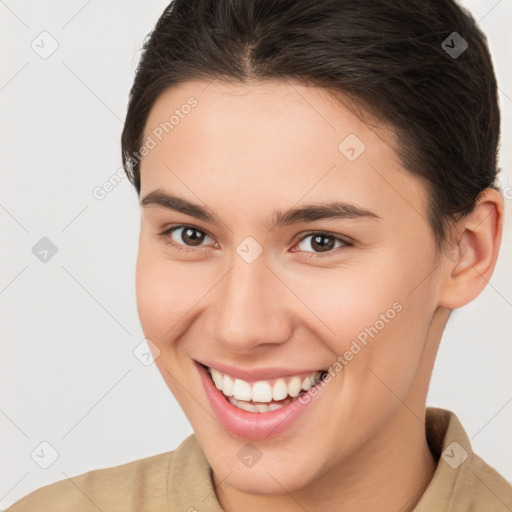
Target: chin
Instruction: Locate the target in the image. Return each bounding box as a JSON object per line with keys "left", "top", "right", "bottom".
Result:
{"left": 220, "top": 465, "right": 311, "bottom": 496}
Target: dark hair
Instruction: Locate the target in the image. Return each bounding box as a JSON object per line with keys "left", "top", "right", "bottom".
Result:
{"left": 121, "top": 0, "right": 501, "bottom": 252}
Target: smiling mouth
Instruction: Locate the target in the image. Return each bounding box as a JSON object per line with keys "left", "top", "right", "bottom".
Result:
{"left": 203, "top": 364, "right": 329, "bottom": 413}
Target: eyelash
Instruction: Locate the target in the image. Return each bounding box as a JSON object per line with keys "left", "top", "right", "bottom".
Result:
{"left": 157, "top": 224, "right": 353, "bottom": 259}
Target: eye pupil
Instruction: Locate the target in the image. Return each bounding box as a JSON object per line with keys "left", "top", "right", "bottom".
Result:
{"left": 311, "top": 234, "right": 335, "bottom": 252}
{"left": 182, "top": 227, "right": 205, "bottom": 246}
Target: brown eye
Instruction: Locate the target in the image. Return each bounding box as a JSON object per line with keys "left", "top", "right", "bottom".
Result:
{"left": 158, "top": 225, "right": 215, "bottom": 252}
{"left": 294, "top": 232, "right": 351, "bottom": 257}
{"left": 173, "top": 226, "right": 207, "bottom": 246}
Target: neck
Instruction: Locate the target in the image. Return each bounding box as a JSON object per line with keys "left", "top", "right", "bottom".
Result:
{"left": 215, "top": 404, "right": 437, "bottom": 512}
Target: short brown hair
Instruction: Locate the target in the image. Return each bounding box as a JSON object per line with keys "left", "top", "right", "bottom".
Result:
{"left": 121, "top": 0, "right": 501, "bottom": 252}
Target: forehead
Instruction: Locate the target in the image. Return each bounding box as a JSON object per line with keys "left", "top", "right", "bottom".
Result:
{"left": 142, "top": 78, "right": 394, "bottom": 147}
{"left": 139, "top": 79, "right": 429, "bottom": 228}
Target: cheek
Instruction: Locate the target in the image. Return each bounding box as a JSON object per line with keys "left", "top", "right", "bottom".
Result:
{"left": 134, "top": 241, "right": 215, "bottom": 346}
{"left": 135, "top": 243, "right": 185, "bottom": 344}
{"left": 134, "top": 245, "right": 203, "bottom": 406}
{"left": 282, "top": 261, "right": 406, "bottom": 345}
{"left": 287, "top": 252, "right": 432, "bottom": 385}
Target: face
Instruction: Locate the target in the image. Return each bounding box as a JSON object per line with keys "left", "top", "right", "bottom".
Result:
{"left": 136, "top": 79, "right": 446, "bottom": 495}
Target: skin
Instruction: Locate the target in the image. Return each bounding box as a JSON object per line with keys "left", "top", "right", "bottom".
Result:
{"left": 135, "top": 79, "right": 503, "bottom": 511}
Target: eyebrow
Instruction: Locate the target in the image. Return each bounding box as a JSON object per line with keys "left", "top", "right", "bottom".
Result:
{"left": 141, "top": 189, "right": 381, "bottom": 228}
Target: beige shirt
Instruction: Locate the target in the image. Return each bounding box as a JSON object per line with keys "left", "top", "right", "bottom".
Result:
{"left": 6, "top": 407, "right": 512, "bottom": 511}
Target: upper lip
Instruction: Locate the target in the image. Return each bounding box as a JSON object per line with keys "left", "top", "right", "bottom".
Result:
{"left": 196, "top": 359, "right": 325, "bottom": 382}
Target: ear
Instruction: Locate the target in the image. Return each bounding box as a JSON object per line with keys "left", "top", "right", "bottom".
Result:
{"left": 438, "top": 188, "right": 504, "bottom": 310}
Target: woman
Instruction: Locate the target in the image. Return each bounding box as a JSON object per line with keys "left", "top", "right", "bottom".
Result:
{"left": 8, "top": 0, "right": 511, "bottom": 510}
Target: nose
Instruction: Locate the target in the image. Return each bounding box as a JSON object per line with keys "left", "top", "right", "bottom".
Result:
{"left": 210, "top": 253, "right": 292, "bottom": 354}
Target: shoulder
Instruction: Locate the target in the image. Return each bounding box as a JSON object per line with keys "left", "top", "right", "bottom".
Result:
{"left": 5, "top": 450, "right": 174, "bottom": 512}
{"left": 468, "top": 453, "right": 512, "bottom": 510}
{"left": 417, "top": 408, "right": 512, "bottom": 511}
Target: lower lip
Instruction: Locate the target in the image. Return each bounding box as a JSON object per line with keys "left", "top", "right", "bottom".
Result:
{"left": 197, "top": 362, "right": 319, "bottom": 440}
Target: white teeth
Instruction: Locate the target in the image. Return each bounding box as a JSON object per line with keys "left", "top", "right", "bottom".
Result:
{"left": 251, "top": 381, "right": 273, "bottom": 402}
{"left": 211, "top": 368, "right": 223, "bottom": 389}
{"left": 272, "top": 379, "right": 288, "bottom": 401}
{"left": 222, "top": 375, "right": 234, "bottom": 396}
{"left": 233, "top": 379, "right": 252, "bottom": 401}
{"left": 229, "top": 397, "right": 251, "bottom": 412}
{"left": 301, "top": 375, "right": 312, "bottom": 391}
{"left": 208, "top": 367, "right": 323, "bottom": 405}
{"left": 236, "top": 400, "right": 259, "bottom": 413}
{"left": 287, "top": 376, "right": 302, "bottom": 397}
{"left": 229, "top": 396, "right": 291, "bottom": 413}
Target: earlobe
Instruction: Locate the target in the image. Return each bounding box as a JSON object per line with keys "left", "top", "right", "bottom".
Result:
{"left": 438, "top": 188, "right": 504, "bottom": 310}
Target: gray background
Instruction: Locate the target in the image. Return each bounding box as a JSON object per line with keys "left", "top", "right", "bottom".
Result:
{"left": 1, "top": 0, "right": 511, "bottom": 508}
